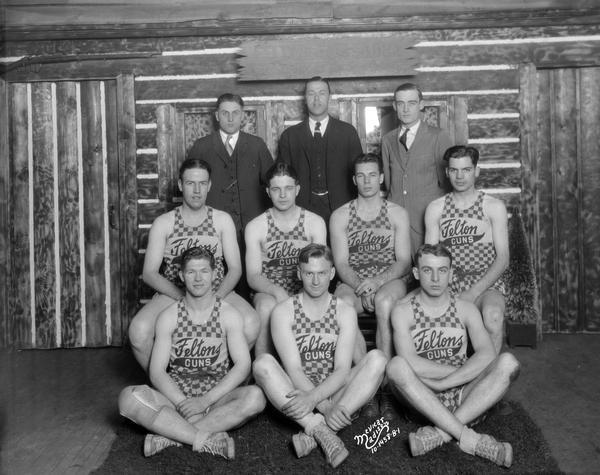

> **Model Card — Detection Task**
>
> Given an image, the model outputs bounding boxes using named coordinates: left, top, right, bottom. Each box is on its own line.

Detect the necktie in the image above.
left=399, top=128, right=408, bottom=150
left=225, top=134, right=234, bottom=156
left=314, top=121, right=322, bottom=140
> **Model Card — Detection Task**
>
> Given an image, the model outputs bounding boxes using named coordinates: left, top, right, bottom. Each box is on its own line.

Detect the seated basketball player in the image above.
left=386, top=243, right=520, bottom=467
left=253, top=244, right=387, bottom=468
left=118, top=247, right=265, bottom=458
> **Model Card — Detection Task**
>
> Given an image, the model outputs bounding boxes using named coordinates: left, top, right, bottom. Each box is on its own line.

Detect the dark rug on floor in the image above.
left=94, top=400, right=561, bottom=474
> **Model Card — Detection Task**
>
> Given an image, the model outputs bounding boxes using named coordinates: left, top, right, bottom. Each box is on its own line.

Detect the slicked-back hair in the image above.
left=266, top=160, right=299, bottom=184
left=353, top=153, right=383, bottom=174
left=443, top=145, right=480, bottom=166
left=216, top=93, right=244, bottom=110
left=415, top=243, right=453, bottom=268
left=305, top=76, right=331, bottom=94
left=180, top=246, right=216, bottom=271
left=179, top=158, right=211, bottom=181
left=298, top=243, right=334, bottom=266
left=393, top=83, right=423, bottom=101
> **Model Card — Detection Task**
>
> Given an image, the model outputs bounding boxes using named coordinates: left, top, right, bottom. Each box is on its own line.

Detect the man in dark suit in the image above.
left=278, top=77, right=364, bottom=223
left=381, top=83, right=453, bottom=255
left=187, top=93, right=274, bottom=235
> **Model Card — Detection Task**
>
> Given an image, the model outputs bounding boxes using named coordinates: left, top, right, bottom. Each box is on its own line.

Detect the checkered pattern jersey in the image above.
left=261, top=208, right=310, bottom=295
left=347, top=199, right=396, bottom=280
left=168, top=297, right=231, bottom=397
left=292, top=294, right=339, bottom=386
left=162, top=206, right=225, bottom=292
left=440, top=192, right=505, bottom=295
left=410, top=294, right=468, bottom=412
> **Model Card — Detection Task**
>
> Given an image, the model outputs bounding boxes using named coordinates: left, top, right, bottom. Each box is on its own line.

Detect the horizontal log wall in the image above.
left=3, top=21, right=600, bottom=336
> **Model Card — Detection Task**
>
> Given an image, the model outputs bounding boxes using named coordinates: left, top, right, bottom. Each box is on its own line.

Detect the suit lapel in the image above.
left=213, top=132, right=230, bottom=165
left=300, top=119, right=313, bottom=164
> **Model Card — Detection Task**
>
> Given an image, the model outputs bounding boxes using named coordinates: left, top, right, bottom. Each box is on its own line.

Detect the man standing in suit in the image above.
left=278, top=76, right=364, bottom=223
left=381, top=83, right=453, bottom=254
left=187, top=93, right=274, bottom=236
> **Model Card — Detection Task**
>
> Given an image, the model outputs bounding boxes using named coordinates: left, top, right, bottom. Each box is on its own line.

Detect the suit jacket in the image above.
left=381, top=120, right=452, bottom=239
left=187, top=131, right=273, bottom=231
left=278, top=116, right=363, bottom=214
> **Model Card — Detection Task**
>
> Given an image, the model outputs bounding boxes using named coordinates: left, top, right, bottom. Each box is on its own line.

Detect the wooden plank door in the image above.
left=2, top=76, right=137, bottom=348
left=521, top=65, right=600, bottom=333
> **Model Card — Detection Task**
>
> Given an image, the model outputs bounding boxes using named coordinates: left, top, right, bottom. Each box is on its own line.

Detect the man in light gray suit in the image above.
left=381, top=83, right=453, bottom=255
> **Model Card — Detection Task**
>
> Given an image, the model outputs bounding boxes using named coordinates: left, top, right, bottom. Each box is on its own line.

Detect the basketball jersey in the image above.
left=168, top=296, right=231, bottom=397
left=292, top=294, right=339, bottom=386
left=410, top=294, right=467, bottom=367
left=347, top=199, right=396, bottom=279
left=438, top=192, right=500, bottom=294
left=261, top=208, right=310, bottom=295
left=162, top=206, right=224, bottom=291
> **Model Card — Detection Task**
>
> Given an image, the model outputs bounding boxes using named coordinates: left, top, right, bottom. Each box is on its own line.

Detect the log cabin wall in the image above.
left=2, top=2, right=600, bottom=347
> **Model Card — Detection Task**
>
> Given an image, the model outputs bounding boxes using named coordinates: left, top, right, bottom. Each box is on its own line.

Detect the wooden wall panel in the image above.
left=0, top=79, right=8, bottom=347
left=579, top=67, right=600, bottom=331
left=31, top=83, right=57, bottom=348
left=468, top=94, right=519, bottom=114
left=80, top=81, right=107, bottom=346
left=552, top=68, right=580, bottom=332
left=476, top=143, right=520, bottom=163
left=468, top=119, right=519, bottom=140
left=56, top=82, right=82, bottom=347
left=8, top=84, right=32, bottom=347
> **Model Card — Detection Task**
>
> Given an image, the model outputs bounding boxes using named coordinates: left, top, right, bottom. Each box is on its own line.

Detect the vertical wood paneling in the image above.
left=536, top=70, right=556, bottom=332
left=8, top=84, right=32, bottom=347
left=579, top=67, right=600, bottom=331
left=552, top=68, right=580, bottom=332
left=31, top=82, right=57, bottom=348
left=0, top=78, right=9, bottom=347
left=57, top=82, right=83, bottom=347
left=105, top=79, right=123, bottom=345
left=116, top=74, right=139, bottom=333
left=449, top=96, right=468, bottom=145
left=156, top=104, right=176, bottom=204
left=80, top=81, right=107, bottom=346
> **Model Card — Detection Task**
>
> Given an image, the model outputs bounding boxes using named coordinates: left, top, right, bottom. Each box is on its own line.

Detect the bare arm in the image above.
left=148, top=306, right=187, bottom=405
left=424, top=199, right=443, bottom=245
left=215, top=211, right=242, bottom=298
left=461, top=198, right=509, bottom=301
left=142, top=213, right=185, bottom=301
left=329, top=206, right=362, bottom=290
left=244, top=215, right=289, bottom=302
left=306, top=212, right=327, bottom=245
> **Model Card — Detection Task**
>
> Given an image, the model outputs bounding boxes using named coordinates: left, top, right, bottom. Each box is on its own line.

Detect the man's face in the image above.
left=305, top=80, right=330, bottom=119
left=446, top=156, right=479, bottom=193
left=413, top=253, right=452, bottom=298
left=267, top=174, right=299, bottom=212
left=298, top=256, right=335, bottom=299
left=216, top=100, right=243, bottom=135
left=178, top=168, right=211, bottom=210
left=180, top=257, right=215, bottom=298
left=393, top=89, right=423, bottom=127
left=353, top=162, right=383, bottom=199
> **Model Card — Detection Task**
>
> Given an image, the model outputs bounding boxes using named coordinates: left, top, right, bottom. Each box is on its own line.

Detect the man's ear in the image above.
left=475, top=166, right=481, bottom=179
left=412, top=266, right=420, bottom=281
left=178, top=179, right=183, bottom=192
left=329, top=266, right=336, bottom=281
left=418, top=100, right=425, bottom=111
left=352, top=175, right=357, bottom=187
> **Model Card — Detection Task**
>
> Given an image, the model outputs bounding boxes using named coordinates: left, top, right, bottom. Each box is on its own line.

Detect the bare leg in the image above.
left=128, top=294, right=175, bottom=372
left=252, top=354, right=323, bottom=431
left=252, top=293, right=277, bottom=356
left=224, top=291, right=260, bottom=349
left=331, top=349, right=386, bottom=416
left=374, top=279, right=406, bottom=361
left=335, top=283, right=367, bottom=363
left=476, top=289, right=505, bottom=355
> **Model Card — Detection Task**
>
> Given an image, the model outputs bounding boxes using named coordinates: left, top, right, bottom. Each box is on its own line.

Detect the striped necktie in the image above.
left=314, top=121, right=322, bottom=140
left=225, top=134, right=234, bottom=156
left=399, top=128, right=408, bottom=150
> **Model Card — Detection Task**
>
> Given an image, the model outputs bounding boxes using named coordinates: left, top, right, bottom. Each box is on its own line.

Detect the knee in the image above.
left=118, top=385, right=150, bottom=420
left=128, top=314, right=155, bottom=350
left=364, top=349, right=388, bottom=374
left=243, top=309, right=261, bottom=344
left=482, top=305, right=504, bottom=331
left=241, top=386, right=267, bottom=415
left=497, top=352, right=521, bottom=382
left=385, top=356, right=413, bottom=388
left=252, top=354, right=277, bottom=385
left=374, top=293, right=393, bottom=321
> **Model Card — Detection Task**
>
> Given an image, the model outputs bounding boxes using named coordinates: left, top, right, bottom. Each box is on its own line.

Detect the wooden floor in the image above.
left=1, top=334, right=599, bottom=474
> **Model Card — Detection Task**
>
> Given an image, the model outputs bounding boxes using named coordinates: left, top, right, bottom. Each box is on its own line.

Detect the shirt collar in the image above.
left=309, top=115, right=329, bottom=134
left=400, top=119, right=421, bottom=136
left=219, top=129, right=240, bottom=145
